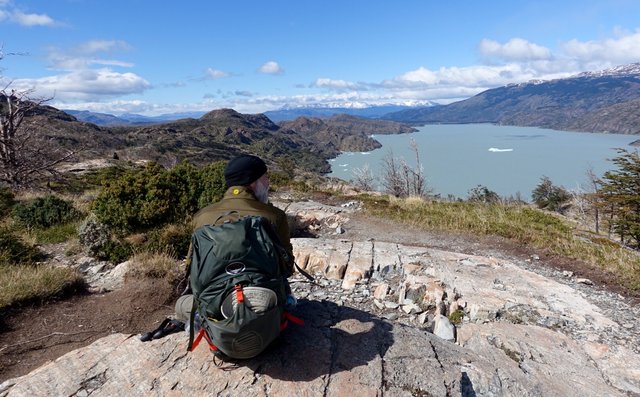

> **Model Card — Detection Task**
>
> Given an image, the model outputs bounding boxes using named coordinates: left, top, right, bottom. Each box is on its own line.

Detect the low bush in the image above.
left=0, top=186, right=15, bottom=218
left=96, top=240, right=133, bottom=264
left=145, top=222, right=192, bottom=259
left=12, top=195, right=82, bottom=229
left=78, top=214, right=112, bottom=255
left=0, top=226, right=43, bottom=265
left=93, top=161, right=226, bottom=233
left=468, top=185, right=501, bottom=204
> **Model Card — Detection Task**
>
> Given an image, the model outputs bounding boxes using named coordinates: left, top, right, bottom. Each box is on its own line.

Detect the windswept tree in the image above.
left=597, top=149, right=640, bottom=247
left=531, top=176, right=572, bottom=214
left=1, top=50, right=77, bottom=189
left=468, top=185, right=501, bottom=204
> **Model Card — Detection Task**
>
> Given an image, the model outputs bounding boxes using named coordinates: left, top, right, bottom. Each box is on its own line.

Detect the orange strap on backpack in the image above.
left=280, top=311, right=304, bottom=331
left=190, top=328, right=220, bottom=352
left=235, top=284, right=244, bottom=303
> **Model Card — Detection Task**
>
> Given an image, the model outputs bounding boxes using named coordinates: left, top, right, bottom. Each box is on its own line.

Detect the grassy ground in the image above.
left=0, top=264, right=86, bottom=310
left=362, top=195, right=640, bottom=292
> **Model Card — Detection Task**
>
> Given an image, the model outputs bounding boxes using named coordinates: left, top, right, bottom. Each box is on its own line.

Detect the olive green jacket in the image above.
left=186, top=186, right=294, bottom=273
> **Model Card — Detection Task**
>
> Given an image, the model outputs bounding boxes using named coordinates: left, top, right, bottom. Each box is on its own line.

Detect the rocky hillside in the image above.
left=280, top=114, right=416, bottom=152
left=117, top=108, right=332, bottom=172
left=13, top=104, right=417, bottom=174
left=386, top=63, right=640, bottom=134
left=6, top=100, right=126, bottom=160
left=1, top=200, right=639, bottom=396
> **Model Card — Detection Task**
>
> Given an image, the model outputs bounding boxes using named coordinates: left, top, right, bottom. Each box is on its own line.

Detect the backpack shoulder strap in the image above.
left=258, top=216, right=315, bottom=282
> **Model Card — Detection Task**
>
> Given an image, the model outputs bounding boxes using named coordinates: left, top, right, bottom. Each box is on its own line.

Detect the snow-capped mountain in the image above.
left=384, top=62, right=640, bottom=135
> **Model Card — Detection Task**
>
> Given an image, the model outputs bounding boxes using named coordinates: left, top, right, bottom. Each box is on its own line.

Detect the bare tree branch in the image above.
left=0, top=82, right=75, bottom=189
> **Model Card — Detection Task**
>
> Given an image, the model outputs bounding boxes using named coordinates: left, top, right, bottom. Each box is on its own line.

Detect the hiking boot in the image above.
left=140, top=318, right=185, bottom=342
left=152, top=319, right=185, bottom=339
left=140, top=318, right=170, bottom=342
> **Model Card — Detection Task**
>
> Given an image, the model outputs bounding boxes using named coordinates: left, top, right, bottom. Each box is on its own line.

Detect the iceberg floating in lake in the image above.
left=361, top=152, right=371, bottom=155
left=488, top=147, right=514, bottom=152
left=339, top=163, right=349, bottom=167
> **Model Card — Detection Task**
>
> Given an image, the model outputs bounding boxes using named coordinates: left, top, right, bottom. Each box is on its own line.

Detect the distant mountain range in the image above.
left=65, top=105, right=430, bottom=126
left=263, top=104, right=436, bottom=122
left=384, top=63, right=640, bottom=134
left=63, top=110, right=207, bottom=126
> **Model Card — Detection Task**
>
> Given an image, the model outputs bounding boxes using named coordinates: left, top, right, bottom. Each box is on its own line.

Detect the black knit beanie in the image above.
left=224, top=155, right=268, bottom=187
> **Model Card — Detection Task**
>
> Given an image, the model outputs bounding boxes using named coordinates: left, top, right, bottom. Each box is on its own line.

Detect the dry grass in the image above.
left=127, top=250, right=184, bottom=283
left=365, top=196, right=640, bottom=291
left=0, top=265, right=86, bottom=310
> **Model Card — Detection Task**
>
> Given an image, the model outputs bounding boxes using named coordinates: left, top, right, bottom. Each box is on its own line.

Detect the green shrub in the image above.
left=13, top=195, right=81, bottom=228
left=92, top=163, right=176, bottom=233
left=0, top=226, right=43, bottom=265
left=93, top=161, right=227, bottom=233
left=196, top=161, right=227, bottom=209
left=448, top=309, right=465, bottom=325
left=0, top=186, right=15, bottom=218
left=77, top=214, right=132, bottom=263
left=97, top=240, right=133, bottom=264
left=269, top=171, right=293, bottom=189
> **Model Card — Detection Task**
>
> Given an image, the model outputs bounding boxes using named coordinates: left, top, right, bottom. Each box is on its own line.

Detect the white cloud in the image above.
left=561, top=29, right=640, bottom=65
left=11, top=10, right=56, bottom=26
left=54, top=99, right=155, bottom=115
left=313, top=78, right=358, bottom=90
left=88, top=59, right=135, bottom=68
left=385, top=64, right=539, bottom=89
left=258, top=61, right=284, bottom=75
left=479, top=38, right=552, bottom=61
left=76, top=40, right=131, bottom=55
left=12, top=69, right=151, bottom=101
left=205, top=68, right=229, bottom=79
left=47, top=41, right=134, bottom=71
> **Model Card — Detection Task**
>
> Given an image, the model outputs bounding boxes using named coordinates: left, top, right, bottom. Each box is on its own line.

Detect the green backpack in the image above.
left=186, top=215, right=301, bottom=360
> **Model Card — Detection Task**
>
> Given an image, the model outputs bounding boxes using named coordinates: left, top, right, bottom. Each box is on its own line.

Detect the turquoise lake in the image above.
left=328, top=124, right=637, bottom=199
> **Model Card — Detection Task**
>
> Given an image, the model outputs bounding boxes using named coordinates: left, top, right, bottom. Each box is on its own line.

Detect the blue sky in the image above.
left=1, top=0, right=640, bottom=115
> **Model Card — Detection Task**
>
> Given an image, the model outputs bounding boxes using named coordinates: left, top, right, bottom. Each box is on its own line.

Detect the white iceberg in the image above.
left=488, top=147, right=514, bottom=152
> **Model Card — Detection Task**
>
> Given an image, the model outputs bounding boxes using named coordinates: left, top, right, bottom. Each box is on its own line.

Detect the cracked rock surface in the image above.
left=2, top=200, right=639, bottom=396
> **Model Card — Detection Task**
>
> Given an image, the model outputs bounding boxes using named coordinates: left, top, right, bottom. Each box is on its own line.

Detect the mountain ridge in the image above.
left=14, top=104, right=417, bottom=174
left=384, top=62, right=640, bottom=134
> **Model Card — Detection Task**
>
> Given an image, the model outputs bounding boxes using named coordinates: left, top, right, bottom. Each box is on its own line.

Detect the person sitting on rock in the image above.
left=173, top=154, right=295, bottom=325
